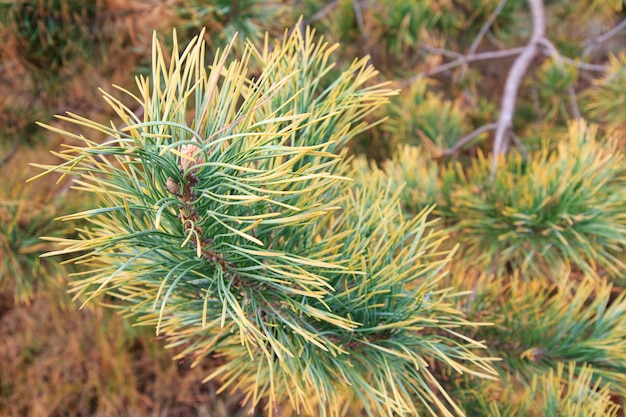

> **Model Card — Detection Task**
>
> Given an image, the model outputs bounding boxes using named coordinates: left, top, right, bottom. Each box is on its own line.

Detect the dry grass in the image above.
left=0, top=286, right=261, bottom=417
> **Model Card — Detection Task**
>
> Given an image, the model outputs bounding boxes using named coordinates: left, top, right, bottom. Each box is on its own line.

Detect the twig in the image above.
left=403, top=47, right=525, bottom=87
left=467, top=0, right=509, bottom=58
left=0, top=136, right=20, bottom=167
left=273, top=1, right=339, bottom=51
left=486, top=31, right=506, bottom=48
left=491, top=0, right=546, bottom=175
left=304, top=0, right=339, bottom=26
left=582, top=18, right=626, bottom=57
left=461, top=0, right=509, bottom=78
left=428, top=48, right=525, bottom=77
left=510, top=132, right=528, bottom=159
left=567, top=60, right=606, bottom=72
left=420, top=44, right=463, bottom=60
left=539, top=37, right=581, bottom=120
left=351, top=0, right=371, bottom=61
left=530, top=86, right=543, bottom=123
left=441, top=123, right=497, bottom=157
left=229, top=0, right=240, bottom=21
left=545, top=55, right=606, bottom=72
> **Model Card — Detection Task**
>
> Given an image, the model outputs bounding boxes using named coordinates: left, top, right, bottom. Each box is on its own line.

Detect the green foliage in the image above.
left=528, top=58, right=579, bottom=123
left=197, top=180, right=495, bottom=417
left=0, top=189, right=71, bottom=304
left=386, top=82, right=475, bottom=153
left=32, top=27, right=495, bottom=416
left=378, top=122, right=626, bottom=280
left=352, top=146, right=441, bottom=218
left=173, top=0, right=292, bottom=56
left=466, top=275, right=626, bottom=393
left=528, top=363, right=620, bottom=417
left=447, top=121, right=626, bottom=278
left=585, top=53, right=626, bottom=135
left=371, top=0, right=460, bottom=58
left=0, top=102, right=51, bottom=164
left=4, top=0, right=103, bottom=73
left=452, top=362, right=620, bottom=416
left=431, top=264, right=626, bottom=416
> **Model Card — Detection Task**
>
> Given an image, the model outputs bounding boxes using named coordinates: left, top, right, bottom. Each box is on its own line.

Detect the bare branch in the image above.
left=566, top=59, right=606, bottom=72
left=402, top=47, right=525, bottom=87
left=352, top=0, right=371, bottom=61
left=273, top=1, right=340, bottom=52
left=468, top=0, right=509, bottom=58
left=461, top=0, right=509, bottom=79
left=458, top=47, right=527, bottom=62
left=491, top=0, right=546, bottom=174
left=441, top=123, right=498, bottom=157
left=420, top=44, right=463, bottom=60
left=486, top=31, right=506, bottom=48
left=414, top=0, right=512, bottom=82
left=0, top=136, right=20, bottom=167
left=539, top=37, right=581, bottom=120
left=582, top=18, right=626, bottom=57
left=530, top=86, right=543, bottom=123
left=229, top=0, right=239, bottom=21
left=304, top=0, right=339, bottom=26
left=542, top=54, right=607, bottom=72
left=510, top=132, right=528, bottom=159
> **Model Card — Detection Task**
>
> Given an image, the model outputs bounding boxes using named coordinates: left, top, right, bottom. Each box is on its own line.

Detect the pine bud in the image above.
left=166, top=177, right=180, bottom=195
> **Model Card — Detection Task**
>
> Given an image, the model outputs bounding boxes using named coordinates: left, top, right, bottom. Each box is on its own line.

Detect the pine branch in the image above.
left=539, top=38, right=581, bottom=120
left=585, top=53, right=626, bottom=130
left=30, top=26, right=496, bottom=417
left=446, top=121, right=626, bottom=279
left=471, top=276, right=626, bottom=393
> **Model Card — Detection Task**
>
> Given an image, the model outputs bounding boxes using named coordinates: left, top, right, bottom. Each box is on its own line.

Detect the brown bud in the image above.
left=166, top=177, right=181, bottom=195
